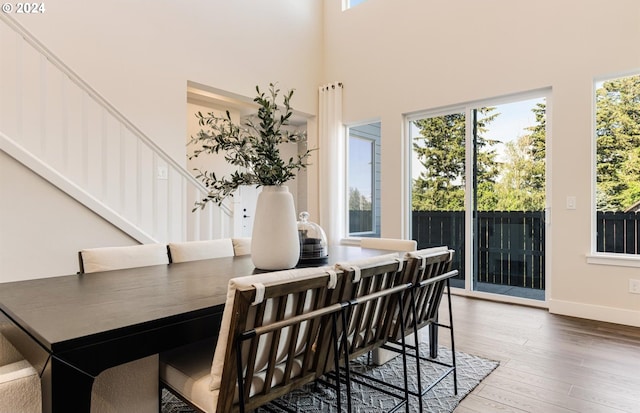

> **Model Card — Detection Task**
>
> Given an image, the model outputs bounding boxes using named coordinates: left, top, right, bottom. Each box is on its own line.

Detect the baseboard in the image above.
left=548, top=298, right=640, bottom=327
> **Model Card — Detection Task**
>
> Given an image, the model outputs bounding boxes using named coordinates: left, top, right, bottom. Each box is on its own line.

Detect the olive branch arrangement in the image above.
left=189, top=83, right=312, bottom=210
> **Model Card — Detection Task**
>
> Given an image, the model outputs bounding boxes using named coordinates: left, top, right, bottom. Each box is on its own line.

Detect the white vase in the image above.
left=251, top=186, right=300, bottom=270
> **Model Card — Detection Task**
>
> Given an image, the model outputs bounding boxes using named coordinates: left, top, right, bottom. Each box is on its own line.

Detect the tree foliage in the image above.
left=494, top=102, right=546, bottom=211
left=349, top=187, right=372, bottom=211
left=411, top=108, right=500, bottom=211
left=412, top=103, right=547, bottom=212
left=596, top=74, right=640, bottom=211
left=189, top=83, right=311, bottom=209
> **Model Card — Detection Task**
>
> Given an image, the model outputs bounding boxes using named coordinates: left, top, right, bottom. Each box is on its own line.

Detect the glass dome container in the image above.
left=297, top=211, right=328, bottom=264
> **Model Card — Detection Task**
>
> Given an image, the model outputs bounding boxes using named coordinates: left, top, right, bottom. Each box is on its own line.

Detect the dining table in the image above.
left=0, top=245, right=397, bottom=413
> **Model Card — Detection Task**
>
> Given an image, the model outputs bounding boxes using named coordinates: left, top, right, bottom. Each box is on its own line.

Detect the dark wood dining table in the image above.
left=0, top=245, right=391, bottom=413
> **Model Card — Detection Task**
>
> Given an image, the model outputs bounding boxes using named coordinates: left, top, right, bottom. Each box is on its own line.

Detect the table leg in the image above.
left=48, top=356, right=94, bottom=413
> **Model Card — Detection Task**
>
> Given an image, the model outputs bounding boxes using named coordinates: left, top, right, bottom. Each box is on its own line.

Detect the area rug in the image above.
left=162, top=344, right=499, bottom=413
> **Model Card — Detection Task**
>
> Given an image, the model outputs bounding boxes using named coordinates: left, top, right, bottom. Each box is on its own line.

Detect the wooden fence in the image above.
left=411, top=210, right=546, bottom=290
left=596, top=211, right=640, bottom=254
left=351, top=210, right=640, bottom=290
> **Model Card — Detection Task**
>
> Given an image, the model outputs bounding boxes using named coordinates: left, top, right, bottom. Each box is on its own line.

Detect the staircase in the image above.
left=0, top=14, right=233, bottom=244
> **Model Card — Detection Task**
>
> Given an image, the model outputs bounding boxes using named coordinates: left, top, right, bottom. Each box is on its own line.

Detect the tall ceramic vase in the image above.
left=251, top=186, right=300, bottom=270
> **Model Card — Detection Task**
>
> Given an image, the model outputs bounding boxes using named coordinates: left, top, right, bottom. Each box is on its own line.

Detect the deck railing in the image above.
left=350, top=209, right=639, bottom=292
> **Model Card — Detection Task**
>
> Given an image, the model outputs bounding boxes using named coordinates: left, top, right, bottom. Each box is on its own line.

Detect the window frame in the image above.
left=588, top=70, right=640, bottom=268
left=346, top=121, right=381, bottom=238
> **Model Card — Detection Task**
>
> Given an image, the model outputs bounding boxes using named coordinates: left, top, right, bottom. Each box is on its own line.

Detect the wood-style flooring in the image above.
left=434, top=295, right=640, bottom=413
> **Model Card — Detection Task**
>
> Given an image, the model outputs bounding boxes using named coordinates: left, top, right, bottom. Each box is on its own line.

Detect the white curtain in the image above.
left=318, top=82, right=344, bottom=246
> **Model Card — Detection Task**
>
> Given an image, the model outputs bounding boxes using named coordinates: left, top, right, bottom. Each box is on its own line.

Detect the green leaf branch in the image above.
left=189, top=83, right=312, bottom=209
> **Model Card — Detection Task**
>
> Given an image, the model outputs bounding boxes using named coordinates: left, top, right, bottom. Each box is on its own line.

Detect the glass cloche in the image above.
left=297, top=212, right=328, bottom=264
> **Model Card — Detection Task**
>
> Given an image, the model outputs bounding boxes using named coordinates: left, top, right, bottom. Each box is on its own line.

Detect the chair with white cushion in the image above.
left=0, top=333, right=41, bottom=413
left=78, top=243, right=169, bottom=273
left=333, top=253, right=412, bottom=412
left=78, top=243, right=169, bottom=413
left=167, top=239, right=235, bottom=263
left=231, top=237, right=252, bottom=256
left=160, top=266, right=344, bottom=412
left=360, top=237, right=417, bottom=252
left=358, top=238, right=417, bottom=364
left=382, top=248, right=458, bottom=411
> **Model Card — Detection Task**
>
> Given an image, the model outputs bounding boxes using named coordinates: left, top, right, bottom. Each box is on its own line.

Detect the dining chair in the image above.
left=382, top=248, right=458, bottom=411
left=231, top=237, right=251, bottom=256
left=160, top=266, right=344, bottom=412
left=359, top=238, right=417, bottom=365
left=77, top=243, right=168, bottom=413
left=333, top=253, right=412, bottom=412
left=167, top=239, right=235, bottom=263
left=360, top=237, right=417, bottom=252
left=78, top=243, right=169, bottom=273
left=0, top=333, right=41, bottom=413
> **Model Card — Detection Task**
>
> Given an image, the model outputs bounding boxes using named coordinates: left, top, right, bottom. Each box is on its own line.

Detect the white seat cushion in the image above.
left=91, top=355, right=158, bottom=413
left=0, top=334, right=23, bottom=366
left=80, top=244, right=169, bottom=273
left=161, top=341, right=218, bottom=412
left=168, top=239, right=235, bottom=263
left=161, top=341, right=304, bottom=413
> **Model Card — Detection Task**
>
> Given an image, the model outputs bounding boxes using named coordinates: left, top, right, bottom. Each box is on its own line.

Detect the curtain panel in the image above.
left=318, top=82, right=344, bottom=246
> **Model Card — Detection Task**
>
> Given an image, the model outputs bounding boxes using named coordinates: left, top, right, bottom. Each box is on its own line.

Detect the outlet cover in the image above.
left=629, top=279, right=640, bottom=294
left=157, top=166, right=168, bottom=180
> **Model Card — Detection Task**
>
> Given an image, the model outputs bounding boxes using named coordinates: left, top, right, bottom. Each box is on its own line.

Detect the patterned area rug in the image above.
left=162, top=344, right=498, bottom=413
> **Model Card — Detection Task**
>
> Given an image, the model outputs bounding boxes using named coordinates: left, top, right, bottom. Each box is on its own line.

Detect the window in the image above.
left=594, top=72, right=640, bottom=255
left=348, top=122, right=380, bottom=237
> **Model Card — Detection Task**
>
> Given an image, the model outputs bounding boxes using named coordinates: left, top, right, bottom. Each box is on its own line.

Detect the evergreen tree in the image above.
left=412, top=108, right=500, bottom=211
left=349, top=187, right=371, bottom=211
left=596, top=74, right=640, bottom=211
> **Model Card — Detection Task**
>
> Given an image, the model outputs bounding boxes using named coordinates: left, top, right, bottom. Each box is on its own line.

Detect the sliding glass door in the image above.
left=409, top=93, right=548, bottom=302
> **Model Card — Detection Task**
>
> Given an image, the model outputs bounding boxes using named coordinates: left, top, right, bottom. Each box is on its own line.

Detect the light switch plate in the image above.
left=566, top=196, right=576, bottom=210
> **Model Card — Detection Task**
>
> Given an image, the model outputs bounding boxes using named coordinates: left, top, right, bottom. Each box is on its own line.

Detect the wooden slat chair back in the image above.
left=333, top=254, right=413, bottom=413
left=334, top=253, right=408, bottom=361
left=391, top=248, right=455, bottom=341
left=229, top=273, right=342, bottom=412
left=360, top=238, right=417, bottom=365
left=384, top=248, right=458, bottom=410
left=161, top=266, right=344, bottom=413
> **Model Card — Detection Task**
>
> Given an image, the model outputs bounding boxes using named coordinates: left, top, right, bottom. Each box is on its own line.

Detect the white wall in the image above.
left=0, top=152, right=137, bottom=281
left=1, top=0, right=323, bottom=281
left=13, top=0, right=323, bottom=164
left=323, top=0, right=640, bottom=326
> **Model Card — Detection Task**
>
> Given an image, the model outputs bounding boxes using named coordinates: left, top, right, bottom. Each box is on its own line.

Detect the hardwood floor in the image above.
left=433, top=295, right=640, bottom=413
